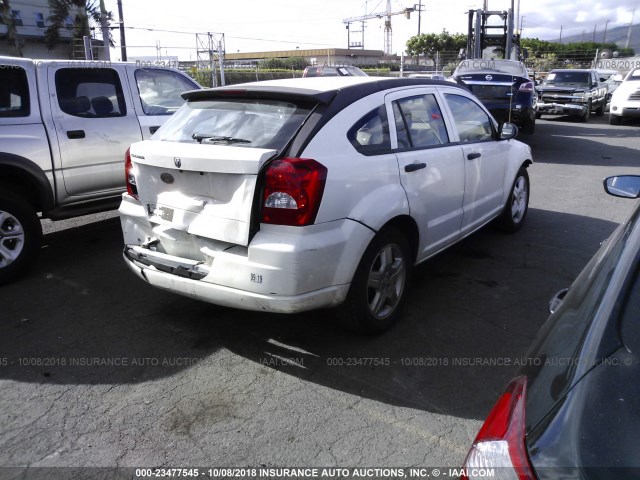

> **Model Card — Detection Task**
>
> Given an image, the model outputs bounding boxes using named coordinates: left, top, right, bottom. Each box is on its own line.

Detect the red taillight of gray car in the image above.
left=262, top=158, right=327, bottom=227
left=125, top=147, right=138, bottom=199
left=461, top=376, right=535, bottom=480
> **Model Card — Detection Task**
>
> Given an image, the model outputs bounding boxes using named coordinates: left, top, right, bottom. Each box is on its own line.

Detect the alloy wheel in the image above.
left=0, top=210, right=26, bottom=268
left=366, top=243, right=407, bottom=320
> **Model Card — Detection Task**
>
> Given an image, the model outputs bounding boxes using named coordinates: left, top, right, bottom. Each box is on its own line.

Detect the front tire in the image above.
left=0, top=190, right=42, bottom=284
left=338, top=228, right=412, bottom=334
left=595, top=102, right=605, bottom=116
left=498, top=168, right=529, bottom=233
left=579, top=101, right=591, bottom=122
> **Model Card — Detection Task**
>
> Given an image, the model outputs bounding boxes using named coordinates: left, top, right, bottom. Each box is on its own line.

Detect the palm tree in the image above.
left=44, top=0, right=112, bottom=57
left=0, top=0, right=23, bottom=56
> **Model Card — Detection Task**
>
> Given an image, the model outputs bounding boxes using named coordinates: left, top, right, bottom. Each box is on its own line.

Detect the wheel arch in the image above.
left=377, top=214, right=420, bottom=263
left=0, top=153, right=55, bottom=212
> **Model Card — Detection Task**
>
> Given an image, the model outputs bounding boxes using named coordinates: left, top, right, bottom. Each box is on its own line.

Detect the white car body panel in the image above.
left=609, top=69, right=640, bottom=120
left=119, top=77, right=532, bottom=314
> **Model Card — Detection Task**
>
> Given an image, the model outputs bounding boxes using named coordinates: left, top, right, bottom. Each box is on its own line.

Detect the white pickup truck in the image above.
left=0, top=56, right=200, bottom=283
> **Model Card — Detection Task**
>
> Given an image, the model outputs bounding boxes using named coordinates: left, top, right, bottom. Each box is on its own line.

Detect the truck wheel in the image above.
left=521, top=119, right=535, bottom=135
left=0, top=190, right=42, bottom=284
left=580, top=101, right=591, bottom=122
left=338, top=227, right=412, bottom=334
left=595, top=103, right=605, bottom=117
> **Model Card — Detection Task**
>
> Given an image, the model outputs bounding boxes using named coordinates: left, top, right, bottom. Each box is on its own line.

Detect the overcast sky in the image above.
left=102, top=0, right=639, bottom=60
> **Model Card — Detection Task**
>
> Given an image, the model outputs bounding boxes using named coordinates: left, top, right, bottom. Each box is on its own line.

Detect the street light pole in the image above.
left=418, top=0, right=422, bottom=36
left=117, top=0, right=127, bottom=61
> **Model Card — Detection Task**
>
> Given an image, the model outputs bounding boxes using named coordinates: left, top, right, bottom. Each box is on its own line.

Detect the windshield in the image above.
left=543, top=71, right=590, bottom=86
left=454, top=60, right=527, bottom=77
left=153, top=97, right=314, bottom=150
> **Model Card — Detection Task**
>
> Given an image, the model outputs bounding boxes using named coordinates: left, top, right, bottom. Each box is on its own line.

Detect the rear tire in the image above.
left=520, top=119, right=535, bottom=135
left=498, top=168, right=529, bottom=233
left=338, top=228, right=412, bottom=334
left=0, top=190, right=42, bottom=285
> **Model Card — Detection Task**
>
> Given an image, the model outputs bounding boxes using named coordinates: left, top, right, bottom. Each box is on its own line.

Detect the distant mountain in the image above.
left=542, top=23, right=640, bottom=53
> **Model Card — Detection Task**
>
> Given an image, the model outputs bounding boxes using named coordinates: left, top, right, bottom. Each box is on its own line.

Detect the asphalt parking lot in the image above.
left=1, top=115, right=640, bottom=475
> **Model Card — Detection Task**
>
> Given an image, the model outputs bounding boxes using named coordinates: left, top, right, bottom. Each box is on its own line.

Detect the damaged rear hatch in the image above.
left=127, top=89, right=324, bottom=248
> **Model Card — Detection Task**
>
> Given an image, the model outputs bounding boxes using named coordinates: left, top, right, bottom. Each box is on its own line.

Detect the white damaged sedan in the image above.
left=119, top=77, right=532, bottom=333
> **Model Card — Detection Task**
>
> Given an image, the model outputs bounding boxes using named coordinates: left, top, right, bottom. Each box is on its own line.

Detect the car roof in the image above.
left=182, top=77, right=467, bottom=104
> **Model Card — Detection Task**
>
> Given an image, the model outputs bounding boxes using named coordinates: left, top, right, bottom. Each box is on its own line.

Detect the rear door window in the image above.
left=55, top=68, right=126, bottom=118
left=0, top=67, right=30, bottom=117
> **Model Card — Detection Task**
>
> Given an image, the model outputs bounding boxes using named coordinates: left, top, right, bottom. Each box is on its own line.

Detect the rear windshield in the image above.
left=454, top=60, right=527, bottom=77
left=154, top=97, right=315, bottom=149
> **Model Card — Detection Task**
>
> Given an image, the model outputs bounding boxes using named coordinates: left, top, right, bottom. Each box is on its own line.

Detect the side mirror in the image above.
left=498, top=122, right=518, bottom=140
left=549, top=288, right=569, bottom=314
left=604, top=175, right=640, bottom=199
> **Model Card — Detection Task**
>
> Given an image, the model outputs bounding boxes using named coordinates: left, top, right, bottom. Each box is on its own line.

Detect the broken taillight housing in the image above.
left=262, top=158, right=327, bottom=227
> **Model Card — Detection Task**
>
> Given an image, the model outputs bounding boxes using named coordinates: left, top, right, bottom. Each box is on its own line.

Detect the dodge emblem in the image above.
left=174, top=157, right=182, bottom=168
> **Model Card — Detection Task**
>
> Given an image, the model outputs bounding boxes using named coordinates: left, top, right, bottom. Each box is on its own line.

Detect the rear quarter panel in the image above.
left=300, top=89, right=410, bottom=231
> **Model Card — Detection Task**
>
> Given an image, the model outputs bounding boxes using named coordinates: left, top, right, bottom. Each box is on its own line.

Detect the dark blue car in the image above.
left=453, top=59, right=537, bottom=135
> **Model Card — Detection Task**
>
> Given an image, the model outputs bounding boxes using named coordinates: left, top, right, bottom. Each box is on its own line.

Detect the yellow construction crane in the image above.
left=343, top=0, right=416, bottom=55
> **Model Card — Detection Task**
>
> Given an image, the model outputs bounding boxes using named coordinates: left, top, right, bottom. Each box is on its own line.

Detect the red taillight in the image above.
left=462, top=376, right=534, bottom=480
left=262, top=158, right=327, bottom=226
left=125, top=147, right=138, bottom=199
left=519, top=82, right=535, bottom=93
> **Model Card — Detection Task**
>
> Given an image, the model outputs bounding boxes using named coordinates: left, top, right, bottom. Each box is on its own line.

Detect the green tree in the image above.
left=44, top=0, right=112, bottom=54
left=405, top=30, right=467, bottom=57
left=0, top=0, right=23, bottom=55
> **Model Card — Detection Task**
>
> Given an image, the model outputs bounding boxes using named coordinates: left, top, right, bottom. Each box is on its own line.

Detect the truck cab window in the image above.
left=55, top=68, right=127, bottom=118
left=0, top=67, right=30, bottom=117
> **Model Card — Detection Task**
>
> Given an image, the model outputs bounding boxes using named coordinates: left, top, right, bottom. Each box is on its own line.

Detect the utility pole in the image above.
left=117, top=0, right=127, bottom=61
left=603, top=19, right=609, bottom=43
left=417, top=0, right=422, bottom=36
left=626, top=4, right=637, bottom=49
left=99, top=0, right=110, bottom=60
left=559, top=25, right=563, bottom=44
left=592, top=24, right=596, bottom=42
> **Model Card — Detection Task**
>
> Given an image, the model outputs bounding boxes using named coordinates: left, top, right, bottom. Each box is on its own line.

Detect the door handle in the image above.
left=404, top=162, right=426, bottom=173
left=467, top=152, right=481, bottom=160
left=66, top=130, right=85, bottom=139
left=149, top=126, right=160, bottom=134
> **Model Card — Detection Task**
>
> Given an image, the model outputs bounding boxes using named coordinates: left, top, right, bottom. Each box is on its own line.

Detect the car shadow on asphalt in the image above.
left=0, top=208, right=623, bottom=421
left=522, top=117, right=640, bottom=168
